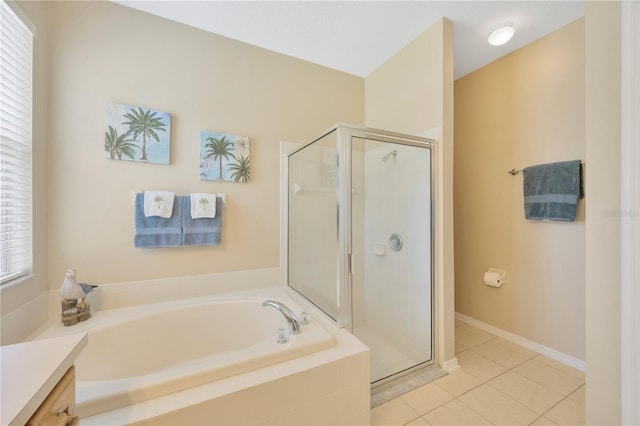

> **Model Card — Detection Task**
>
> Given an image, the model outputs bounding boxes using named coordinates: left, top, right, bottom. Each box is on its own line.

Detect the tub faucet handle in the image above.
left=300, top=311, right=310, bottom=325
left=277, top=327, right=288, bottom=344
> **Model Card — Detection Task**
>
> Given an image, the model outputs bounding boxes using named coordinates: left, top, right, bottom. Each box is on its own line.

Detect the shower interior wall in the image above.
left=352, top=141, right=432, bottom=381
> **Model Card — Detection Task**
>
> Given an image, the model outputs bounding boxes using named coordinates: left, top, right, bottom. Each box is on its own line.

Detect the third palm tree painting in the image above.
left=200, top=131, right=251, bottom=182
left=105, top=103, right=171, bottom=164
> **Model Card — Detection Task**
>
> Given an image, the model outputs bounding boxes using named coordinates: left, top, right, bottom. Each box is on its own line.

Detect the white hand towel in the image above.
left=191, top=193, right=217, bottom=219
left=144, top=191, right=175, bottom=218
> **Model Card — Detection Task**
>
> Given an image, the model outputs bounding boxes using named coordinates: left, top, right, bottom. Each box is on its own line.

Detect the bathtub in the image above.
left=29, top=291, right=339, bottom=420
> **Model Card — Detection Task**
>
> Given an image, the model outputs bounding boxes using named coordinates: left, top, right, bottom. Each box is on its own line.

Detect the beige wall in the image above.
left=365, top=20, right=446, bottom=136
left=365, top=19, right=456, bottom=368
left=454, top=19, right=586, bottom=359
left=584, top=2, right=621, bottom=423
left=46, top=1, right=363, bottom=288
left=0, top=1, right=49, bottom=321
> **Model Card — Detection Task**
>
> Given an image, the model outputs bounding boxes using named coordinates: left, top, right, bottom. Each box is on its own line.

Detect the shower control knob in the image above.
left=389, top=233, right=403, bottom=252
left=300, top=311, right=310, bottom=325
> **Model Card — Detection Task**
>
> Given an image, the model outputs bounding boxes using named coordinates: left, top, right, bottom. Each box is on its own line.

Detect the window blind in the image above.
left=0, top=0, right=33, bottom=284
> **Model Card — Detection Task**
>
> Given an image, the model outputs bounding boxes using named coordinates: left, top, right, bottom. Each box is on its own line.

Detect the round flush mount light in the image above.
left=488, top=23, right=515, bottom=46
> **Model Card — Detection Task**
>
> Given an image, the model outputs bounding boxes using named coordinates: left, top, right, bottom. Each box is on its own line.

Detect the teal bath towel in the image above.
left=182, top=196, right=222, bottom=246
left=523, top=160, right=582, bottom=222
left=134, top=193, right=182, bottom=248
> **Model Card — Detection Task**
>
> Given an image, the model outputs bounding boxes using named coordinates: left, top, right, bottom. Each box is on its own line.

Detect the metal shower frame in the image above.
left=286, top=123, right=437, bottom=376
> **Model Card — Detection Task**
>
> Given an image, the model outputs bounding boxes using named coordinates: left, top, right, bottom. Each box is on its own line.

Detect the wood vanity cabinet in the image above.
left=26, top=366, right=78, bottom=426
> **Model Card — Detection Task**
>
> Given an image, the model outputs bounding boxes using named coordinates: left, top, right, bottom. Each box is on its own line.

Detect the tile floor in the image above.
left=370, top=320, right=585, bottom=426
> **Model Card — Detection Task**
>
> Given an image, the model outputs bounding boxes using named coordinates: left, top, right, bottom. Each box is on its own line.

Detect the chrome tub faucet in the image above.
left=262, top=300, right=301, bottom=335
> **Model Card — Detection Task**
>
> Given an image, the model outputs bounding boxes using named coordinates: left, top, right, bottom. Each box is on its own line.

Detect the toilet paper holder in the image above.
left=484, top=268, right=506, bottom=287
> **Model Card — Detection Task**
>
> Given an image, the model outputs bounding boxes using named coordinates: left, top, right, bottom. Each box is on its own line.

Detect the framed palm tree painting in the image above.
left=199, top=131, right=250, bottom=182
left=105, top=102, right=171, bottom=164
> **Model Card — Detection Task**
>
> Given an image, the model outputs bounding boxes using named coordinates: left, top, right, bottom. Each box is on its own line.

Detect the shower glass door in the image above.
left=351, top=136, right=433, bottom=383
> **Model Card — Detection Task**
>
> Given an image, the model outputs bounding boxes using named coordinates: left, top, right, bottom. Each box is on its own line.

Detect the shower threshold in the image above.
left=370, top=364, right=447, bottom=408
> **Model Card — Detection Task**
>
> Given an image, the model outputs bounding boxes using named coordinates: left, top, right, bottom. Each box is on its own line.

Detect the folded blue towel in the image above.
left=523, top=160, right=582, bottom=222
left=182, top=196, right=222, bottom=246
left=134, top=193, right=183, bottom=248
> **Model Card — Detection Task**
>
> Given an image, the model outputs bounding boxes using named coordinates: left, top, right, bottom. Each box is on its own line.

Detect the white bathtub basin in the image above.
left=30, top=294, right=335, bottom=418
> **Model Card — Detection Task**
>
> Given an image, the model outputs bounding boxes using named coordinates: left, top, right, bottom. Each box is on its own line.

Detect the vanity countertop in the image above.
left=0, top=332, right=87, bottom=425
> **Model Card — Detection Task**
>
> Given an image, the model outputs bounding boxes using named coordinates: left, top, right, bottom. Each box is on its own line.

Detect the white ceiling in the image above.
left=114, top=1, right=584, bottom=79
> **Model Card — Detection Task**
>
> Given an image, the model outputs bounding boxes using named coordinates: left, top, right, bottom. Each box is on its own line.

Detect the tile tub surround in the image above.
left=0, top=289, right=50, bottom=345
left=25, top=280, right=370, bottom=425
left=82, top=311, right=370, bottom=425
left=59, top=267, right=285, bottom=316
left=3, top=268, right=284, bottom=346
left=371, top=321, right=585, bottom=426
left=32, top=295, right=336, bottom=418
left=125, top=333, right=370, bottom=426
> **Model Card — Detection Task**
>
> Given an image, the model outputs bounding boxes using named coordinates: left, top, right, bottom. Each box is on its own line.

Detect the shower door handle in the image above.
left=348, top=253, right=353, bottom=275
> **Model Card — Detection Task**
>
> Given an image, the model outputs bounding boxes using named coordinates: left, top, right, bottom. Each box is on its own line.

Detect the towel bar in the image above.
left=508, top=162, right=584, bottom=176
left=131, top=191, right=226, bottom=206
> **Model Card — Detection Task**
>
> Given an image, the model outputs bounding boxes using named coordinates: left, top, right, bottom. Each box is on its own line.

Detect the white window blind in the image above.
left=0, top=0, right=33, bottom=284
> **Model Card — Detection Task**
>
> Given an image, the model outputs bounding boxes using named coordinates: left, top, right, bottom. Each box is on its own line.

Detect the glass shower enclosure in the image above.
left=287, top=124, right=435, bottom=384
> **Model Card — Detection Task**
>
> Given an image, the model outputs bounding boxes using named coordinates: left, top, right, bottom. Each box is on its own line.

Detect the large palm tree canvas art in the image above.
left=105, top=103, right=171, bottom=164
left=200, top=131, right=251, bottom=182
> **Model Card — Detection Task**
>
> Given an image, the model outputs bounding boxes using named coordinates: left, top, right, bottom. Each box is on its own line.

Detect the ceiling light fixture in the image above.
left=488, top=23, right=515, bottom=46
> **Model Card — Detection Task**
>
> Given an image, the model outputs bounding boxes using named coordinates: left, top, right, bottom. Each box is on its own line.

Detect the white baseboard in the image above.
left=441, top=357, right=459, bottom=372
left=455, top=312, right=586, bottom=372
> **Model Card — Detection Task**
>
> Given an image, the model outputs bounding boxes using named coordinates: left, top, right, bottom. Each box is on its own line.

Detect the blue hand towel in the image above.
left=523, top=160, right=582, bottom=222
left=182, top=196, right=222, bottom=246
left=134, top=193, right=183, bottom=248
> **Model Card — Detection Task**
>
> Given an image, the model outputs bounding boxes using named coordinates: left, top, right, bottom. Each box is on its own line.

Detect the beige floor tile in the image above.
left=432, top=369, right=483, bottom=397
left=489, top=371, right=564, bottom=414
left=567, top=385, right=585, bottom=406
left=404, top=416, right=430, bottom=425
left=544, top=398, right=585, bottom=426
left=401, top=382, right=455, bottom=415
left=458, top=384, right=539, bottom=425
left=336, top=410, right=370, bottom=426
left=423, top=400, right=491, bottom=426
left=492, top=338, right=538, bottom=359
left=513, top=360, right=583, bottom=396
left=455, top=343, right=468, bottom=354
left=534, top=355, right=586, bottom=382
left=457, top=350, right=508, bottom=382
left=472, top=340, right=533, bottom=369
left=371, top=398, right=420, bottom=426
left=461, top=324, right=496, bottom=338
left=530, top=416, right=558, bottom=425
left=455, top=325, right=497, bottom=348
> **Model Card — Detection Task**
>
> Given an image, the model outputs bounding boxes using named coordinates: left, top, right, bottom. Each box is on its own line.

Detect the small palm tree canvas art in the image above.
left=200, top=131, right=250, bottom=182
left=105, top=103, right=171, bottom=164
